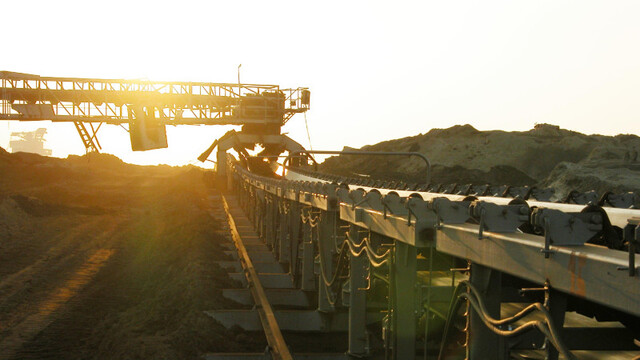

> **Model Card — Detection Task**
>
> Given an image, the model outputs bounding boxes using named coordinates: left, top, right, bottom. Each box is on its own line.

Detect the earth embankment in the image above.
left=319, top=124, right=640, bottom=197
left=0, top=150, right=260, bottom=359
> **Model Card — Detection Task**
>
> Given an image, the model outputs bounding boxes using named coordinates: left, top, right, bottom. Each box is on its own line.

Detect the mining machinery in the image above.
left=8, top=127, right=52, bottom=156
left=0, top=70, right=310, bottom=177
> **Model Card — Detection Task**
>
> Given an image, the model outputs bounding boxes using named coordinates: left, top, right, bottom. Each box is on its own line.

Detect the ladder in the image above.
left=73, top=122, right=100, bottom=153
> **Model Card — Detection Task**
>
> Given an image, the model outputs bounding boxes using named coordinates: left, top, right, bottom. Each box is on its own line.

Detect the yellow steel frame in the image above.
left=0, top=71, right=309, bottom=126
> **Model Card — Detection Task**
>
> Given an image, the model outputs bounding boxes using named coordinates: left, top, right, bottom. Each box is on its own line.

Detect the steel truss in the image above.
left=0, top=71, right=309, bottom=125
left=1, top=71, right=310, bottom=153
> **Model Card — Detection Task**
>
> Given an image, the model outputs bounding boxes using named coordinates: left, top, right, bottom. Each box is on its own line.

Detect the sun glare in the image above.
left=1, top=1, right=640, bottom=166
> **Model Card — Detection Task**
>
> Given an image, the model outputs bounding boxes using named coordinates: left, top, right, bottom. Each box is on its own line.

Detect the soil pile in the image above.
left=319, top=124, right=640, bottom=198
left=0, top=150, right=258, bottom=359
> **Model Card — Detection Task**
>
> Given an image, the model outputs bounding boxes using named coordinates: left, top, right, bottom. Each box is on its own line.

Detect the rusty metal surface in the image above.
left=232, top=162, right=640, bottom=318
left=221, top=194, right=293, bottom=360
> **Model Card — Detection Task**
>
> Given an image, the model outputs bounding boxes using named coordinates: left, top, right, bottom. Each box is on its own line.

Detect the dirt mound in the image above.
left=319, top=124, right=640, bottom=194
left=540, top=162, right=640, bottom=198
left=320, top=162, right=535, bottom=186
left=430, top=164, right=535, bottom=186
left=424, top=124, right=481, bottom=138
left=0, top=151, right=256, bottom=360
left=0, top=150, right=199, bottom=210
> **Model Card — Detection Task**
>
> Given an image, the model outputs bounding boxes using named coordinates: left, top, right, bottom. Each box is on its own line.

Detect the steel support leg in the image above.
left=248, top=188, right=256, bottom=225
left=301, top=219, right=316, bottom=291
left=274, top=202, right=281, bottom=254
left=318, top=210, right=336, bottom=313
left=278, top=202, right=291, bottom=264
left=259, top=195, right=266, bottom=240
left=217, top=150, right=228, bottom=190
left=469, top=264, right=507, bottom=360
left=393, top=241, right=417, bottom=360
left=545, top=289, right=567, bottom=360
left=264, top=199, right=271, bottom=246
left=289, top=202, right=301, bottom=276
left=256, top=197, right=263, bottom=238
left=266, top=199, right=276, bottom=248
left=348, top=225, right=369, bottom=357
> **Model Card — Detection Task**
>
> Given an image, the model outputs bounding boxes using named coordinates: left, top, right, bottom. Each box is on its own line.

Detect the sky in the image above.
left=1, top=0, right=639, bottom=166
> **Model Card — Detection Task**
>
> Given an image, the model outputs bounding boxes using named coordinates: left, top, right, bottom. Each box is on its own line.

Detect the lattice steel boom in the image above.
left=0, top=71, right=310, bottom=153
left=0, top=71, right=309, bottom=126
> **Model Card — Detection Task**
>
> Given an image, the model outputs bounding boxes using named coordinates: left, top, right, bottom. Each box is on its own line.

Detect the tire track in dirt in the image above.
left=0, top=248, right=115, bottom=360
left=0, top=217, right=107, bottom=298
left=0, top=153, right=254, bottom=358
left=0, top=216, right=125, bottom=328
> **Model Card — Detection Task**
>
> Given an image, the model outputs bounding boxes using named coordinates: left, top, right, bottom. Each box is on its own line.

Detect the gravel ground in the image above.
left=0, top=150, right=262, bottom=360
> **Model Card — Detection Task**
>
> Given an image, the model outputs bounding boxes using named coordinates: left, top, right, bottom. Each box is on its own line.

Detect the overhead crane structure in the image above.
left=0, top=70, right=310, bottom=159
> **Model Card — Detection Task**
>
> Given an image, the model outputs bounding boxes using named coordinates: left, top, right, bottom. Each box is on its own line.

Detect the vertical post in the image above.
left=318, top=209, right=336, bottom=313
left=252, top=190, right=259, bottom=226
left=545, top=289, right=567, bottom=360
left=348, top=225, right=369, bottom=356
left=301, top=213, right=316, bottom=291
left=243, top=185, right=248, bottom=216
left=279, top=201, right=291, bottom=264
left=289, top=201, right=301, bottom=277
left=216, top=150, right=228, bottom=191
left=248, top=187, right=255, bottom=225
left=468, top=264, right=506, bottom=360
left=265, top=197, right=275, bottom=247
left=258, top=195, right=266, bottom=240
left=393, top=241, right=417, bottom=360
left=274, top=201, right=281, bottom=254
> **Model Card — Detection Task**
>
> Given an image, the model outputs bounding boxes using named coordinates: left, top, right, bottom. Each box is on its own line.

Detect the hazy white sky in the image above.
left=2, top=0, right=639, bottom=166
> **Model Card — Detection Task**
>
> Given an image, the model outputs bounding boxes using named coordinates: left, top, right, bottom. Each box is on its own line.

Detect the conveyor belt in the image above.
left=285, top=169, right=640, bottom=229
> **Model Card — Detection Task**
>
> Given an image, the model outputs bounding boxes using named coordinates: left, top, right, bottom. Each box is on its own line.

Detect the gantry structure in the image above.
left=0, top=70, right=310, bottom=166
